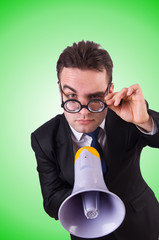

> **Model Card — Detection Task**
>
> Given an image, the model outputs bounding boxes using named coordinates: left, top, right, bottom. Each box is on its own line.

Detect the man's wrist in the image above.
left=136, top=115, right=153, bottom=133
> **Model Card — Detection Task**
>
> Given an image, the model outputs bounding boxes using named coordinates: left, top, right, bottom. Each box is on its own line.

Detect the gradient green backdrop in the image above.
left=1, top=0, right=159, bottom=239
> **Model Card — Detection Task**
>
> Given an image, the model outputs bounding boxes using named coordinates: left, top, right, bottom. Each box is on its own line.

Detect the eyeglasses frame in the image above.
left=58, top=80, right=112, bottom=113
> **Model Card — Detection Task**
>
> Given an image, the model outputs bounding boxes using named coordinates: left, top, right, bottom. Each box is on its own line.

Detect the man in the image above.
left=31, top=41, right=159, bottom=240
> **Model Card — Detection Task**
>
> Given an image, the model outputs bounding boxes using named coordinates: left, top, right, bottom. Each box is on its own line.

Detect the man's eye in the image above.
left=67, top=93, right=77, bottom=98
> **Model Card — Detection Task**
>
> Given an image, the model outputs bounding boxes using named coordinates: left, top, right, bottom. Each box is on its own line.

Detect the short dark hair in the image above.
left=56, top=40, right=113, bottom=83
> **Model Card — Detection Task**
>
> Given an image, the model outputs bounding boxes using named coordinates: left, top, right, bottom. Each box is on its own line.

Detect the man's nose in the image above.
left=79, top=106, right=90, bottom=115
left=78, top=98, right=90, bottom=114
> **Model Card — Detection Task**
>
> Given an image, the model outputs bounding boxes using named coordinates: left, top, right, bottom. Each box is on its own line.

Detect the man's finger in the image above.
left=114, top=88, right=128, bottom=106
left=127, top=84, right=141, bottom=96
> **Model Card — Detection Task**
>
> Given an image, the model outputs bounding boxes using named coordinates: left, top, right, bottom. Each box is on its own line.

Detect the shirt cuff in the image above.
left=136, top=117, right=158, bottom=135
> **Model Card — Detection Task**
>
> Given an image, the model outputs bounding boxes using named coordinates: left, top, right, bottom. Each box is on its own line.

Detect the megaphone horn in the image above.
left=58, top=146, right=125, bottom=239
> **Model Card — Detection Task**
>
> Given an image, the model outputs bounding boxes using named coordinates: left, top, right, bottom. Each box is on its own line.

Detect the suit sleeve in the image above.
left=31, top=132, right=72, bottom=220
left=135, top=109, right=159, bottom=148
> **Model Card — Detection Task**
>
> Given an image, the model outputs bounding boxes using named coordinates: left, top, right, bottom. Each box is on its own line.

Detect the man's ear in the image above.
left=109, top=82, right=114, bottom=93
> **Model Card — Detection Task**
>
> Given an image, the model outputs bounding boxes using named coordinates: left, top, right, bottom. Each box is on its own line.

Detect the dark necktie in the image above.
left=86, top=127, right=106, bottom=174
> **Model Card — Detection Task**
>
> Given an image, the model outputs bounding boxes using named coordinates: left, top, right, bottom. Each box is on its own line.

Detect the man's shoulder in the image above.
left=31, top=114, right=69, bottom=142
left=31, top=114, right=71, bottom=158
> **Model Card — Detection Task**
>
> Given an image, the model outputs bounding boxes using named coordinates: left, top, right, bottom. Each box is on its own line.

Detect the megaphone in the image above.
left=58, top=147, right=125, bottom=238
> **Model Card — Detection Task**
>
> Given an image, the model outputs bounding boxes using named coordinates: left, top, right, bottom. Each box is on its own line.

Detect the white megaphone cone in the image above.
left=58, top=147, right=125, bottom=238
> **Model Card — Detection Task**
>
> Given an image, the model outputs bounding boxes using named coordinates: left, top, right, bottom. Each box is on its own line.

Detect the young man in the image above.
left=31, top=41, right=159, bottom=240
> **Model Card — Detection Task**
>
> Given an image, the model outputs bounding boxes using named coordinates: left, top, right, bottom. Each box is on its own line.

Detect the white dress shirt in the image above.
left=70, top=119, right=106, bottom=156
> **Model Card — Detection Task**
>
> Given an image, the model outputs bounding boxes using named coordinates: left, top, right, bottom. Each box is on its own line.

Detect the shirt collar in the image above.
left=69, top=119, right=106, bottom=141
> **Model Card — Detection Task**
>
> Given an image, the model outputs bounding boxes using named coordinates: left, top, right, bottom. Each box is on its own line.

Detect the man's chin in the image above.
left=73, top=124, right=97, bottom=134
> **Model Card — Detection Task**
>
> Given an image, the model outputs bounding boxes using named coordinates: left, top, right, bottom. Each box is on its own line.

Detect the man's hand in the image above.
left=105, top=84, right=153, bottom=133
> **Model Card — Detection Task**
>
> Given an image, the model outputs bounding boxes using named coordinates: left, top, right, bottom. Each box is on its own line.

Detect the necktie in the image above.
left=86, top=127, right=106, bottom=174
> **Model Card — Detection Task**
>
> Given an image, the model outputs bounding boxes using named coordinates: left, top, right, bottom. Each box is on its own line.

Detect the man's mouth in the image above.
left=76, top=119, right=94, bottom=124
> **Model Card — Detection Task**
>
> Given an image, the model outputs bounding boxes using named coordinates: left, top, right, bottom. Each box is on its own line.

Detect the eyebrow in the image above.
left=63, top=84, right=106, bottom=97
left=63, top=84, right=77, bottom=93
left=87, top=91, right=106, bottom=97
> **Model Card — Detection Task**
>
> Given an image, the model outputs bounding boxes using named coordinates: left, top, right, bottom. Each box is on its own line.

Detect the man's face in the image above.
left=59, top=67, right=113, bottom=133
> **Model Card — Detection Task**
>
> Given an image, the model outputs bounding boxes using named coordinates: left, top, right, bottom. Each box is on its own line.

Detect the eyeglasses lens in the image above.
left=88, top=101, right=104, bottom=112
left=65, top=101, right=81, bottom=112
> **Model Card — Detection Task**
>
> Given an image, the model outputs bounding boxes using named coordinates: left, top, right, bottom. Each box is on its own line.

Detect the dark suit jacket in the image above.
left=31, top=108, right=159, bottom=240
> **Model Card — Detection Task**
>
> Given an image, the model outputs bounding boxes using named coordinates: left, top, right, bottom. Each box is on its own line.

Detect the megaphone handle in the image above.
left=81, top=191, right=100, bottom=219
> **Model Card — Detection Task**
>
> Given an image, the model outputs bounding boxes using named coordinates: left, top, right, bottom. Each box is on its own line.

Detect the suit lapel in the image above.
left=56, top=115, right=74, bottom=186
left=104, top=109, right=129, bottom=187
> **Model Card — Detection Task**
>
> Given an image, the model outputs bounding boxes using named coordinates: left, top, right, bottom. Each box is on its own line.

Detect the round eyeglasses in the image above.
left=61, top=99, right=107, bottom=113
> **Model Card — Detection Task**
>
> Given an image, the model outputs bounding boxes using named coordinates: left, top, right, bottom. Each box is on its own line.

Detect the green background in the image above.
left=1, top=0, right=159, bottom=239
